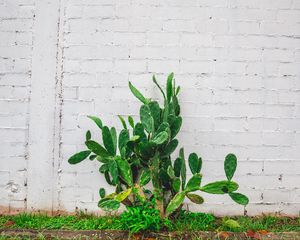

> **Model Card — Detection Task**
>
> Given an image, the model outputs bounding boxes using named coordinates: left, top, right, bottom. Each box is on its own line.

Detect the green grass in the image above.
left=0, top=211, right=299, bottom=233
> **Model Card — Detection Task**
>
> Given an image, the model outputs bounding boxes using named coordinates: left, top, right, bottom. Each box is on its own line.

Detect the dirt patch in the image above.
left=1, top=229, right=300, bottom=240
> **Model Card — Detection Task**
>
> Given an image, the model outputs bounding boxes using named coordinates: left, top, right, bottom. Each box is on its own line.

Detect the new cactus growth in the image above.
left=68, top=73, right=249, bottom=218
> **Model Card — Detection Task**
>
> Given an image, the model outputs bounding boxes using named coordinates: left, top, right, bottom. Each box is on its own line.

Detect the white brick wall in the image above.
left=1, top=0, right=299, bottom=216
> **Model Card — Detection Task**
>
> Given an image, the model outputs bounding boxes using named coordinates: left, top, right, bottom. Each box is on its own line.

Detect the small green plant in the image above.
left=68, top=73, right=249, bottom=218
left=119, top=200, right=168, bottom=233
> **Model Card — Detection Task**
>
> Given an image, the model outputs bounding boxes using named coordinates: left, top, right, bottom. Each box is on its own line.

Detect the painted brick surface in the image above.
left=0, top=0, right=299, bottom=216
left=0, top=0, right=35, bottom=213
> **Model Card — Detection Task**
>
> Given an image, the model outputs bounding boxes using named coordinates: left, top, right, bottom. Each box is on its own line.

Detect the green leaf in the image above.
left=133, top=123, right=147, bottom=142
left=172, top=95, right=180, bottom=116
left=167, top=166, right=175, bottom=178
left=99, top=188, right=106, bottom=198
left=139, top=141, right=156, bottom=159
left=102, top=126, right=116, bottom=156
left=115, top=157, right=133, bottom=186
left=140, top=169, right=151, bottom=186
left=223, top=219, right=241, bottom=230
left=87, top=115, right=103, bottom=129
left=175, top=86, right=180, bottom=95
left=188, top=153, right=202, bottom=174
left=185, top=173, right=202, bottom=192
left=128, top=116, right=134, bottom=128
left=68, top=150, right=91, bottom=164
left=170, top=116, right=182, bottom=139
left=104, top=172, right=113, bottom=185
left=140, top=104, right=154, bottom=133
left=148, top=101, right=161, bottom=130
left=186, top=193, right=204, bottom=204
left=229, top=192, right=249, bottom=206
left=166, top=192, right=185, bottom=216
left=201, top=181, right=239, bottom=194
left=86, top=130, right=91, bottom=141
left=98, top=199, right=120, bottom=211
left=110, top=127, right=117, bottom=155
left=114, top=188, right=132, bottom=202
left=167, top=72, right=174, bottom=103
left=99, top=163, right=109, bottom=173
left=86, top=140, right=111, bottom=158
left=118, top=115, right=127, bottom=129
left=151, top=131, right=168, bottom=145
left=129, top=81, right=149, bottom=104
left=172, top=178, right=181, bottom=193
left=224, top=153, right=237, bottom=181
left=109, top=159, right=118, bottom=185
left=152, top=75, right=166, bottom=100
left=180, top=148, right=186, bottom=191
left=96, top=155, right=109, bottom=163
left=89, top=154, right=97, bottom=161
left=174, top=157, right=182, bottom=177
left=161, top=139, right=178, bottom=157
left=118, top=129, right=129, bottom=153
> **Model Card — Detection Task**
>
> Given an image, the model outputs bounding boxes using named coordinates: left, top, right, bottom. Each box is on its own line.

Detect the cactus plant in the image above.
left=68, top=73, right=249, bottom=218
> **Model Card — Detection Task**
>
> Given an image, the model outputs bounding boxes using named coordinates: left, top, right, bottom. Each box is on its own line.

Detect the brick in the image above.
left=0, top=0, right=299, bottom=217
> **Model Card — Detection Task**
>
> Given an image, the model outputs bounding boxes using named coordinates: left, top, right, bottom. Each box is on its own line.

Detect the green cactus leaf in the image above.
left=188, top=153, right=202, bottom=174
left=160, top=169, right=171, bottom=188
left=152, top=131, right=168, bottom=145
left=175, top=86, right=180, bottom=95
left=229, top=192, right=249, bottom=206
left=133, top=123, right=147, bottom=142
left=172, top=178, right=181, bottom=193
left=224, top=153, right=237, bottom=181
left=148, top=101, right=161, bottom=130
left=185, top=173, right=202, bottom=192
left=129, top=81, right=149, bottom=104
left=118, top=115, right=127, bottom=129
left=140, top=169, right=151, bottom=186
left=89, top=154, right=97, bottom=161
left=68, top=150, right=91, bottom=164
left=153, top=75, right=166, bottom=100
left=118, top=129, right=129, bottom=153
left=201, top=181, right=239, bottom=194
left=167, top=72, right=174, bottom=103
left=87, top=115, right=103, bottom=129
left=179, top=148, right=186, bottom=190
left=155, top=122, right=170, bottom=136
left=102, top=126, right=116, bottom=156
left=166, top=192, right=185, bottom=216
left=86, top=140, right=111, bottom=158
left=139, top=141, right=156, bottom=158
left=140, top=104, right=154, bottom=133
left=114, top=188, right=132, bottom=202
left=99, top=163, right=109, bottom=173
left=161, top=139, right=178, bottom=157
left=174, top=157, right=183, bottom=177
left=163, top=101, right=169, bottom=122
left=86, top=130, right=91, bottom=141
left=109, top=159, right=118, bottom=185
left=167, top=165, right=175, bottom=178
left=172, top=95, right=180, bottom=116
left=99, top=188, right=106, bottom=198
left=104, top=171, right=113, bottom=185
left=128, top=116, right=134, bottom=128
left=169, top=116, right=182, bottom=139
left=96, top=155, right=110, bottom=163
left=110, top=127, right=117, bottom=154
left=98, top=199, right=120, bottom=211
left=115, top=157, right=133, bottom=186
left=186, top=193, right=204, bottom=204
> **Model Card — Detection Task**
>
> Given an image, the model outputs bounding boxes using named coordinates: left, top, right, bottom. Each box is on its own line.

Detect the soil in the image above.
left=1, top=229, right=300, bottom=240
